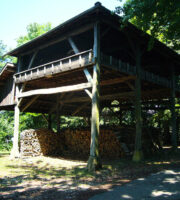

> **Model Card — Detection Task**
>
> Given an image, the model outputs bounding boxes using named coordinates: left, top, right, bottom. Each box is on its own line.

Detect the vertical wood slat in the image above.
left=69, top=58, right=72, bottom=69
left=79, top=55, right=82, bottom=66
left=44, top=66, right=46, bottom=75
left=52, top=64, right=55, bottom=74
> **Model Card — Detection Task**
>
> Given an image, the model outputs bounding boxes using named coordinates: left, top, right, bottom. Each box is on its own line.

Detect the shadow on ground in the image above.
left=0, top=148, right=180, bottom=200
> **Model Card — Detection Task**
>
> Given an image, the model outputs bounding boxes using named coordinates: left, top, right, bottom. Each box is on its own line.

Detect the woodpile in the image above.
left=63, top=129, right=123, bottom=159
left=20, top=129, right=64, bottom=157
left=20, top=126, right=161, bottom=158
left=20, top=128, right=123, bottom=158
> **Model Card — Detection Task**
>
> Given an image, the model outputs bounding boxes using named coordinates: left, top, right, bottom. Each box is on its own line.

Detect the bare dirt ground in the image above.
left=0, top=148, right=180, bottom=200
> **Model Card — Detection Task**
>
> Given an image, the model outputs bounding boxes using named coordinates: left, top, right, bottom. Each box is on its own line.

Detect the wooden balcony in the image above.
left=100, top=54, right=179, bottom=91
left=14, top=48, right=179, bottom=91
left=14, top=49, right=93, bottom=84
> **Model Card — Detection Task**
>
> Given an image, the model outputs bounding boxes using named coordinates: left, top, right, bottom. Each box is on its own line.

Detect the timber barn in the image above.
left=1, top=2, right=180, bottom=169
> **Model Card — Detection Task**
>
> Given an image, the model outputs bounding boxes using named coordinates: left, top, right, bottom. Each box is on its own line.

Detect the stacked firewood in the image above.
left=20, top=126, right=161, bottom=158
left=20, top=129, right=41, bottom=157
left=62, top=129, right=123, bottom=159
left=20, top=129, right=64, bottom=157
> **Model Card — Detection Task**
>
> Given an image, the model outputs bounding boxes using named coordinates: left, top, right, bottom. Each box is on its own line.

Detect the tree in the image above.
left=116, top=0, right=180, bottom=51
left=0, top=41, right=7, bottom=70
left=17, top=22, right=52, bottom=46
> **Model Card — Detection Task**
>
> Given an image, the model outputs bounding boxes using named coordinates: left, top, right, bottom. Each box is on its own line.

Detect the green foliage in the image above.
left=116, top=0, right=180, bottom=51
left=0, top=22, right=53, bottom=150
left=60, top=116, right=87, bottom=129
left=0, top=40, right=17, bottom=71
left=0, top=111, right=14, bottom=150
left=0, top=41, right=7, bottom=70
left=20, top=113, right=47, bottom=131
left=16, top=22, right=52, bottom=46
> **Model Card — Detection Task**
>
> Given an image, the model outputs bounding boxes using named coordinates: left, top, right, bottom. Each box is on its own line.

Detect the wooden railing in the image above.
left=14, top=49, right=93, bottom=83
left=101, top=54, right=179, bottom=90
left=14, top=50, right=179, bottom=91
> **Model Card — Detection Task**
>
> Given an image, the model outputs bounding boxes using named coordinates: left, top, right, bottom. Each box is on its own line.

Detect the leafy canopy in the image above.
left=116, top=0, right=180, bottom=51
left=0, top=41, right=7, bottom=69
left=16, top=22, right=52, bottom=46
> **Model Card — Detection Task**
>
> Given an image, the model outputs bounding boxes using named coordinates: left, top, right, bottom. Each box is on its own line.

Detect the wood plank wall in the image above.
left=0, top=77, right=14, bottom=106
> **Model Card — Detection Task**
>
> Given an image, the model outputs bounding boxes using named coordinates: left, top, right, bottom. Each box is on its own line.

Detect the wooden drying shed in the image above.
left=1, top=2, right=180, bottom=170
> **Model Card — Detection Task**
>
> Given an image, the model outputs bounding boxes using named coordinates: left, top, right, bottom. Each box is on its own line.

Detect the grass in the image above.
left=0, top=148, right=180, bottom=199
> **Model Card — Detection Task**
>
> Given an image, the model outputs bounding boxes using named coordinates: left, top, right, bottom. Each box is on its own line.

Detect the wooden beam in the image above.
left=72, top=102, right=90, bottom=116
left=18, top=83, right=27, bottom=107
left=87, top=22, right=101, bottom=171
left=84, top=68, right=93, bottom=83
left=68, top=37, right=93, bottom=84
left=60, top=89, right=169, bottom=104
left=22, top=95, right=40, bottom=112
left=101, top=76, right=135, bottom=86
left=126, top=81, right=135, bottom=91
left=28, top=51, right=38, bottom=69
left=68, top=37, right=79, bottom=54
left=18, top=82, right=92, bottom=98
left=84, top=89, right=92, bottom=99
left=42, top=114, right=48, bottom=123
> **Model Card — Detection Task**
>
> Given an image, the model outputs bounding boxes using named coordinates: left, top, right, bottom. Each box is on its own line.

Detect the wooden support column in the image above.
left=87, top=22, right=101, bottom=171
left=133, top=48, right=143, bottom=162
left=170, top=68, right=177, bottom=149
left=28, top=50, right=38, bottom=69
left=17, top=56, right=22, bottom=73
left=56, top=96, right=60, bottom=133
left=11, top=85, right=20, bottom=158
left=48, top=114, right=52, bottom=130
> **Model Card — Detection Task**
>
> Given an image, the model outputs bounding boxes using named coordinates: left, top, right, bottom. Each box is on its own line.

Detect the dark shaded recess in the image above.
left=21, top=29, right=94, bottom=70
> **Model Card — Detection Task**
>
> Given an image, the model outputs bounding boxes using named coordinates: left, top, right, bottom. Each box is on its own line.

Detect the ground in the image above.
left=0, top=148, right=180, bottom=200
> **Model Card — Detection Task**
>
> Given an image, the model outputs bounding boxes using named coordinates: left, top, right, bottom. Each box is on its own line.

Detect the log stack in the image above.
left=20, top=126, right=161, bottom=158
left=20, top=129, right=64, bottom=157
left=63, top=129, right=123, bottom=159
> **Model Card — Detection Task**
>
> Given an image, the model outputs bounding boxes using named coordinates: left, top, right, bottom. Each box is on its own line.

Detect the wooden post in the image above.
left=28, top=51, right=38, bottom=69
left=56, top=96, right=60, bottom=133
left=11, top=85, right=20, bottom=158
left=17, top=56, right=22, bottom=73
left=133, top=48, right=143, bottom=162
left=48, top=114, right=52, bottom=130
left=87, top=22, right=101, bottom=171
left=170, top=68, right=177, bottom=149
